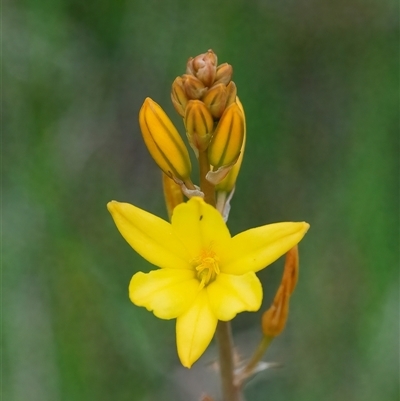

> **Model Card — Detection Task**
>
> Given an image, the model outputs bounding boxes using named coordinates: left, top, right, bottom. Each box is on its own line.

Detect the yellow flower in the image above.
left=107, top=197, right=309, bottom=368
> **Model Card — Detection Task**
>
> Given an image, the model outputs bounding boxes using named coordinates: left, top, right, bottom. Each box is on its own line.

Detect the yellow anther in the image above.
left=193, top=249, right=220, bottom=289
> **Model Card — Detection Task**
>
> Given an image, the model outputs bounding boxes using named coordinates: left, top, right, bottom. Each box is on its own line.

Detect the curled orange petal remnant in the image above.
left=261, top=245, right=300, bottom=337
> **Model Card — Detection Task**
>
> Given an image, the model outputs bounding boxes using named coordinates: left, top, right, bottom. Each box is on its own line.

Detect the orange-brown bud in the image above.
left=214, top=63, right=233, bottom=86
left=184, top=100, right=214, bottom=152
left=171, top=76, right=188, bottom=117
left=202, top=83, right=228, bottom=119
left=186, top=49, right=217, bottom=87
left=262, top=285, right=290, bottom=337
left=182, top=74, right=207, bottom=100
left=225, top=81, right=237, bottom=108
left=282, top=245, right=299, bottom=295
left=261, top=246, right=300, bottom=337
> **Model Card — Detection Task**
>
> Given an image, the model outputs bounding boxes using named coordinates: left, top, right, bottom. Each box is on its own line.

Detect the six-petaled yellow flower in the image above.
left=107, top=197, right=309, bottom=368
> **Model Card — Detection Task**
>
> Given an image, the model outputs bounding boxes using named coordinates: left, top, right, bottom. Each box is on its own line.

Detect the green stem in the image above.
left=237, top=335, right=273, bottom=385
left=215, top=321, right=242, bottom=401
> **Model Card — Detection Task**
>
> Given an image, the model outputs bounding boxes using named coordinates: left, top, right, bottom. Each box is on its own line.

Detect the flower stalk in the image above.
left=107, top=49, right=310, bottom=401
left=216, top=321, right=242, bottom=401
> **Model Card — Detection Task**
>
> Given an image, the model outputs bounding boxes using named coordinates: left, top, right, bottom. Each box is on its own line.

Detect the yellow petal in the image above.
left=176, top=290, right=217, bottom=368
left=107, top=201, right=191, bottom=269
left=171, top=197, right=231, bottom=259
left=222, top=222, right=310, bottom=275
left=207, top=272, right=262, bottom=321
left=129, top=269, right=199, bottom=319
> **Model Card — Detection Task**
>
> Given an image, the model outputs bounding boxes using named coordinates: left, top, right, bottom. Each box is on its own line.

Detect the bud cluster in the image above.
left=138, top=50, right=246, bottom=219
left=171, top=49, right=244, bottom=170
left=171, top=50, right=237, bottom=120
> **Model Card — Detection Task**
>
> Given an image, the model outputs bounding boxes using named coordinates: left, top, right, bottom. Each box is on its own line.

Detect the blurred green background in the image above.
left=4, top=0, right=399, bottom=400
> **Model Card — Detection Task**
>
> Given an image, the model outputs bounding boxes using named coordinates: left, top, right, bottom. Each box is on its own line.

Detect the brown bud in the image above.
left=202, top=83, right=228, bottom=119
left=182, top=74, right=207, bottom=100
left=225, top=81, right=237, bottom=108
left=214, top=63, right=233, bottom=86
left=186, top=49, right=217, bottom=87
left=171, top=76, right=188, bottom=117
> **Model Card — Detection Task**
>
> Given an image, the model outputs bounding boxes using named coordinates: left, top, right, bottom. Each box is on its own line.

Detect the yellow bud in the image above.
left=162, top=172, right=183, bottom=220
left=208, top=102, right=244, bottom=168
left=184, top=100, right=214, bottom=152
left=186, top=49, right=217, bottom=87
left=202, top=83, right=228, bottom=119
left=139, top=97, right=192, bottom=182
left=214, top=63, right=233, bottom=86
left=183, top=74, right=207, bottom=100
left=216, top=97, right=246, bottom=192
left=171, top=77, right=188, bottom=117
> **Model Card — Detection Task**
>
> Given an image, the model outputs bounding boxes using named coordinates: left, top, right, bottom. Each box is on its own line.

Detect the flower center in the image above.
left=193, top=248, right=220, bottom=289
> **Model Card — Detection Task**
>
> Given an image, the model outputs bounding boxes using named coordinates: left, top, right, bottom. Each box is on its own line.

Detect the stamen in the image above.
left=193, top=248, right=220, bottom=289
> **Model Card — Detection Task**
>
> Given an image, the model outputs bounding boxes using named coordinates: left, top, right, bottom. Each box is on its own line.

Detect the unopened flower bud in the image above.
left=261, top=246, right=300, bottom=337
left=162, top=172, right=183, bottom=220
left=225, top=81, right=237, bottom=108
left=282, top=245, right=299, bottom=295
left=184, top=100, right=214, bottom=153
left=216, top=97, right=246, bottom=193
left=202, top=83, right=228, bottom=119
left=208, top=102, right=244, bottom=169
left=183, top=74, right=207, bottom=100
left=262, top=285, right=290, bottom=337
left=171, top=76, right=188, bottom=117
left=139, top=97, right=192, bottom=183
left=186, top=49, right=217, bottom=87
left=214, top=63, right=233, bottom=86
